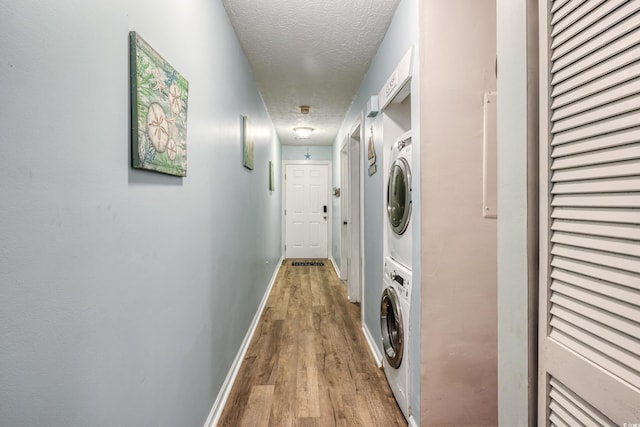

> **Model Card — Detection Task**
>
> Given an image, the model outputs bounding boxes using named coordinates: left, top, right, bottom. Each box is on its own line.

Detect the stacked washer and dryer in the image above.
left=378, top=48, right=414, bottom=422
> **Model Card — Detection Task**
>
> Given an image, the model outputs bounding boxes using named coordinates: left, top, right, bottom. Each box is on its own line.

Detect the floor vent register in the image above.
left=291, top=261, right=325, bottom=267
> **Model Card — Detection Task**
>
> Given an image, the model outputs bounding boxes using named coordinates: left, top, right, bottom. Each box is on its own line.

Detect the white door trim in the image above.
left=339, top=139, right=349, bottom=280
left=348, top=116, right=364, bottom=306
left=281, top=160, right=332, bottom=259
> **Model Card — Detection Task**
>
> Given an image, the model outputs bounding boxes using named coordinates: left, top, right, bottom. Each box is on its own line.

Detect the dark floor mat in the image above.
left=292, top=261, right=325, bottom=266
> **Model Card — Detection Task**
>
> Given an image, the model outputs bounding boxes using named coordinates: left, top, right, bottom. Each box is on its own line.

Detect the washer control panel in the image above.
left=384, top=257, right=411, bottom=300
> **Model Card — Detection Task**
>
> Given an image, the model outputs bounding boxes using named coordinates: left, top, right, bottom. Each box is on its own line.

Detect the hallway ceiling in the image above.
left=222, top=0, right=400, bottom=146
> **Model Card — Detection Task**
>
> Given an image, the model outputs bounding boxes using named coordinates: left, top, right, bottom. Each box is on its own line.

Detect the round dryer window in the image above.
left=387, top=157, right=412, bottom=235
left=380, top=287, right=404, bottom=368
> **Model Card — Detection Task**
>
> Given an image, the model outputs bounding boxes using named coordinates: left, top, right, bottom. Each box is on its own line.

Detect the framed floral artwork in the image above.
left=242, top=115, right=254, bottom=170
left=130, top=31, right=188, bottom=177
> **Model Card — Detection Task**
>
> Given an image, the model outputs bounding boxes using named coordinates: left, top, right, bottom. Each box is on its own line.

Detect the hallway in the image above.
left=218, top=261, right=406, bottom=426
left=6, top=0, right=640, bottom=425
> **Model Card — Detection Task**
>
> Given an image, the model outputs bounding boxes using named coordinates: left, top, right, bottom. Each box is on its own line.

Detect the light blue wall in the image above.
left=331, top=0, right=420, bottom=422
left=0, top=1, right=281, bottom=426
left=281, top=145, right=333, bottom=161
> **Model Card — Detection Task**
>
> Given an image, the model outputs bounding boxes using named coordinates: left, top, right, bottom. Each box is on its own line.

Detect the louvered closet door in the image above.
left=539, top=0, right=640, bottom=425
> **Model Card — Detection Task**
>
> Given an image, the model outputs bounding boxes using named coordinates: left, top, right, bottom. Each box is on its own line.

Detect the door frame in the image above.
left=339, top=139, right=350, bottom=280
left=338, top=117, right=364, bottom=305
left=348, top=117, right=364, bottom=305
left=281, top=160, right=332, bottom=259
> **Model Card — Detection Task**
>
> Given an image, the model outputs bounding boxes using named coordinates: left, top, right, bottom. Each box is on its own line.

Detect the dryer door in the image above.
left=387, top=156, right=412, bottom=235
left=380, top=287, right=404, bottom=368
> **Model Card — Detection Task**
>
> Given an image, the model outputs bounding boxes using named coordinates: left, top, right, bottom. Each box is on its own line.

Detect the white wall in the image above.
left=420, top=1, right=498, bottom=425
left=332, top=0, right=420, bottom=421
left=0, top=1, right=281, bottom=425
left=281, top=145, right=333, bottom=161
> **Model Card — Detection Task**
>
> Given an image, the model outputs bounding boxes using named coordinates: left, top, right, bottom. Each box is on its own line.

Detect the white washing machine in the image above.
left=386, top=130, right=412, bottom=269
left=380, top=256, right=411, bottom=421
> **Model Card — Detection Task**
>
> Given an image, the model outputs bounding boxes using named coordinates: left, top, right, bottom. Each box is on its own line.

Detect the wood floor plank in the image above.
left=296, top=332, right=320, bottom=418
left=245, top=315, right=283, bottom=385
left=269, top=343, right=296, bottom=426
left=217, top=260, right=407, bottom=426
left=238, top=385, right=274, bottom=427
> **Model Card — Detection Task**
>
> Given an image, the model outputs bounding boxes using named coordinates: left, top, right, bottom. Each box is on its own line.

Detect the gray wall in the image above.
left=0, top=1, right=281, bottom=426
left=331, top=0, right=420, bottom=422
left=497, top=0, right=538, bottom=425
left=419, top=1, right=498, bottom=425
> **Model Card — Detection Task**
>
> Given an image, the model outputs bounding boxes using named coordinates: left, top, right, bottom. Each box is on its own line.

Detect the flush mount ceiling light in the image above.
left=294, top=126, right=314, bottom=139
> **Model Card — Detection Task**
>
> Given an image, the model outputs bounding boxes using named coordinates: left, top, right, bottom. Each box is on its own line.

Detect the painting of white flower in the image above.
left=147, top=103, right=169, bottom=152
left=169, top=83, right=183, bottom=116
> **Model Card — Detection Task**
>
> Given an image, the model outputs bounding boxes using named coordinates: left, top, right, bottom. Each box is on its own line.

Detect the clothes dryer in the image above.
left=380, top=256, right=411, bottom=421
left=386, top=130, right=412, bottom=269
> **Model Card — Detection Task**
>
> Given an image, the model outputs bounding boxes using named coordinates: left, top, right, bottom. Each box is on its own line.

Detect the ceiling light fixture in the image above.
left=294, top=126, right=314, bottom=139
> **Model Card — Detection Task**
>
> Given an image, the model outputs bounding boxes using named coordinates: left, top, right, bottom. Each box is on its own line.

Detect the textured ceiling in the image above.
left=222, top=0, right=400, bottom=145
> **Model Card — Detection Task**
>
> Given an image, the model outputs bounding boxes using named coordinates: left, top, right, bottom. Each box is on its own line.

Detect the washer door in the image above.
left=387, top=157, right=412, bottom=235
left=380, top=287, right=404, bottom=368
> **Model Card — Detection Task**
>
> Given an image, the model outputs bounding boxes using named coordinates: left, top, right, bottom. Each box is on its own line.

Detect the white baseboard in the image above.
left=408, top=415, right=419, bottom=427
left=329, top=256, right=342, bottom=279
left=203, top=257, right=284, bottom=427
left=362, top=322, right=383, bottom=368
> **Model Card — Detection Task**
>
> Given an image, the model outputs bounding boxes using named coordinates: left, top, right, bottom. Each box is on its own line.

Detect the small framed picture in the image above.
left=269, top=161, right=275, bottom=191
left=368, top=125, right=377, bottom=176
left=242, top=115, right=254, bottom=170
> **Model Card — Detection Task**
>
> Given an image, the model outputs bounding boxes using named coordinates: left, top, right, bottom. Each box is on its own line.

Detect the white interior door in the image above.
left=538, top=1, right=640, bottom=424
left=285, top=163, right=329, bottom=259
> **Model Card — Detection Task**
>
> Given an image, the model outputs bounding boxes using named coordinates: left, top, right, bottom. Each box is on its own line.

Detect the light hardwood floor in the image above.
left=218, top=260, right=407, bottom=426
